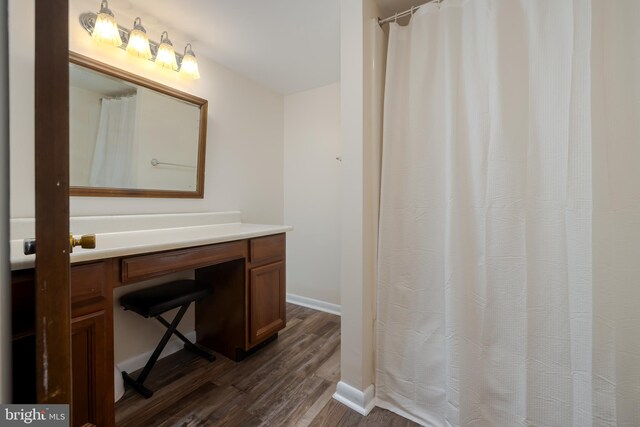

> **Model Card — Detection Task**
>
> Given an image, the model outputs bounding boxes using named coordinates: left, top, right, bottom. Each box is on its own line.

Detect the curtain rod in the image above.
left=378, top=0, right=440, bottom=26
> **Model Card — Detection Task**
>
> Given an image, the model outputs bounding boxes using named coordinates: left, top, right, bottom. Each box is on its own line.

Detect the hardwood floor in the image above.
left=115, top=304, right=419, bottom=427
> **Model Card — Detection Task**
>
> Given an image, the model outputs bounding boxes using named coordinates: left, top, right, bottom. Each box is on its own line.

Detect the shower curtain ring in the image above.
left=394, top=12, right=398, bottom=23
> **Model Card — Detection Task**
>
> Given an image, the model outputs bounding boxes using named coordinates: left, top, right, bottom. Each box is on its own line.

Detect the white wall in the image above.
left=284, top=83, right=341, bottom=307
left=9, top=0, right=284, bottom=225
left=0, top=0, right=10, bottom=404
left=134, top=87, right=200, bottom=191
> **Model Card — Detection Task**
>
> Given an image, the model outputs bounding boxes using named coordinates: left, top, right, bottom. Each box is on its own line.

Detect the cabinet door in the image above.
left=72, top=311, right=108, bottom=427
left=249, top=261, right=286, bottom=346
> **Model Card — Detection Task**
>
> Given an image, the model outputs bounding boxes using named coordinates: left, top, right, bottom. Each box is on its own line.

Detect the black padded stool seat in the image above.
left=120, top=279, right=212, bottom=317
left=120, top=279, right=216, bottom=398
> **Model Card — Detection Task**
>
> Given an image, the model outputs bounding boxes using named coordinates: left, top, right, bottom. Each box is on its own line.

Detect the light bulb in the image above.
left=179, top=44, right=200, bottom=79
left=155, top=31, right=178, bottom=70
left=126, top=17, right=152, bottom=60
left=92, top=0, right=122, bottom=46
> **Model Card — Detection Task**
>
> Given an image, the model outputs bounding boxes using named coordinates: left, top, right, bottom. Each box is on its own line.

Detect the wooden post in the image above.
left=34, top=0, right=72, bottom=405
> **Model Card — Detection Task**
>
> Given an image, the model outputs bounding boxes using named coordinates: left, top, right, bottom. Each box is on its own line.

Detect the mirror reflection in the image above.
left=69, top=55, right=206, bottom=197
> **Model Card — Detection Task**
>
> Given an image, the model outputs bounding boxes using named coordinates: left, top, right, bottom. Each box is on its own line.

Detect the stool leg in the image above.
left=156, top=316, right=216, bottom=362
left=124, top=303, right=190, bottom=398
left=122, top=372, right=154, bottom=399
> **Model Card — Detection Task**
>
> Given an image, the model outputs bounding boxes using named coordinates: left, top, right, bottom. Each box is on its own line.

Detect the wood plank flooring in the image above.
left=116, top=304, right=419, bottom=427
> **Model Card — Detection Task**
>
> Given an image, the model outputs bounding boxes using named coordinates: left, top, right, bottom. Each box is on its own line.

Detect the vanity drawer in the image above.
left=121, top=240, right=247, bottom=283
left=71, top=261, right=109, bottom=308
left=250, top=234, right=285, bottom=266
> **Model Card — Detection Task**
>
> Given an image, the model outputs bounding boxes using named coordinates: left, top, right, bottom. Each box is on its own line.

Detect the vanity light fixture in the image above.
left=126, top=17, right=152, bottom=60
left=179, top=44, right=200, bottom=80
left=155, top=31, right=178, bottom=70
left=92, top=0, right=122, bottom=46
left=80, top=3, right=202, bottom=79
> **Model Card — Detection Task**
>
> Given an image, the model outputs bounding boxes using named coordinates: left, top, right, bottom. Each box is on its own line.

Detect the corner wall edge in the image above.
left=332, top=381, right=375, bottom=416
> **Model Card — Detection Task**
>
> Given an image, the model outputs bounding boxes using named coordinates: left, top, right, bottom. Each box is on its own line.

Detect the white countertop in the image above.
left=10, top=222, right=292, bottom=271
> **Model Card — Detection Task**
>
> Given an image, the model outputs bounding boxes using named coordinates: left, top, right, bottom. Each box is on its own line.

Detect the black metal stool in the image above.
left=119, top=279, right=216, bottom=398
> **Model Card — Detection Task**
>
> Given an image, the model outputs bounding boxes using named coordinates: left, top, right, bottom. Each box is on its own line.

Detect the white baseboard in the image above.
left=332, top=381, right=375, bottom=416
left=116, top=331, right=196, bottom=374
left=286, top=293, right=341, bottom=316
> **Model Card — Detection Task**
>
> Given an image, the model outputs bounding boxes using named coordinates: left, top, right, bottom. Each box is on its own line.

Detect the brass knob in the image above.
left=70, top=234, right=96, bottom=252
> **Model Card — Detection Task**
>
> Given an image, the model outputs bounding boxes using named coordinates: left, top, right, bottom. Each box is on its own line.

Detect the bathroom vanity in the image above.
left=10, top=213, right=291, bottom=427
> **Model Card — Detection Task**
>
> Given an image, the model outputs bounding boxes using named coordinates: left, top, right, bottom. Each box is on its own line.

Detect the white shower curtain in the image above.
left=89, top=95, right=137, bottom=187
left=376, top=1, right=640, bottom=426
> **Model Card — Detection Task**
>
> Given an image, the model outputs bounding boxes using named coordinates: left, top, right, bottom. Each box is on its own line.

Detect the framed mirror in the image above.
left=69, top=52, right=207, bottom=198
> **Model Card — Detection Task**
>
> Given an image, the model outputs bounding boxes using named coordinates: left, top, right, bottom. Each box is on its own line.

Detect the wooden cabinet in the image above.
left=248, top=234, right=286, bottom=347
left=70, top=262, right=114, bottom=427
left=249, top=261, right=286, bottom=346
left=195, top=234, right=287, bottom=360
left=72, top=311, right=108, bottom=427
left=12, top=232, right=286, bottom=425
left=11, top=261, right=114, bottom=427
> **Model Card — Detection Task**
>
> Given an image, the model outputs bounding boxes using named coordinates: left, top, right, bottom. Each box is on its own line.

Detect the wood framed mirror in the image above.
left=69, top=52, right=207, bottom=198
